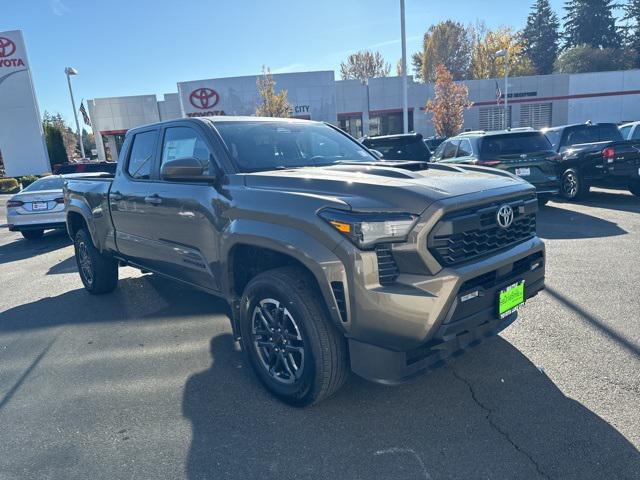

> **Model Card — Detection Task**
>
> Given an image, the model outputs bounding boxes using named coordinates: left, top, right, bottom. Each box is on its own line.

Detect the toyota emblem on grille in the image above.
left=496, top=205, right=514, bottom=229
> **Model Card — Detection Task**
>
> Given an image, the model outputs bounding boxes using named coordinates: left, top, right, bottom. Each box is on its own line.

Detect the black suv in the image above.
left=361, top=133, right=432, bottom=161
left=431, top=130, right=560, bottom=202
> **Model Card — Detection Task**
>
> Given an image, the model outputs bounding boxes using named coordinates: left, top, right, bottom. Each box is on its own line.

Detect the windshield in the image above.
left=363, top=137, right=430, bottom=160
left=213, top=121, right=377, bottom=172
left=480, top=133, right=552, bottom=157
left=22, top=176, right=64, bottom=192
left=544, top=130, right=562, bottom=150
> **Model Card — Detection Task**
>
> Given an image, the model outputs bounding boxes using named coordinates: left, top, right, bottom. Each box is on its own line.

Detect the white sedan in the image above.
left=5, top=173, right=94, bottom=240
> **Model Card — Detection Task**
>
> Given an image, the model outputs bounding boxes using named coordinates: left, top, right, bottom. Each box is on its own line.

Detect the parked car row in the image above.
left=362, top=121, right=640, bottom=203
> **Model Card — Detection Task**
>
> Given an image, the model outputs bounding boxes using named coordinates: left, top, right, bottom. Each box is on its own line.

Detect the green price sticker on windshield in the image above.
left=498, top=281, right=525, bottom=318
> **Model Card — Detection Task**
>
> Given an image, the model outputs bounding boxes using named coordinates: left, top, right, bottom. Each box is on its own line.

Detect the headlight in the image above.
left=318, top=208, right=417, bottom=249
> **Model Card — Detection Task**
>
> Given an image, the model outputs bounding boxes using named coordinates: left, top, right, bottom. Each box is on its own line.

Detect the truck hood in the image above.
left=243, top=162, right=530, bottom=214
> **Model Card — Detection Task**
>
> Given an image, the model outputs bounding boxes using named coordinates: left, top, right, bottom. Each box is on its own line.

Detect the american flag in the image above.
left=495, top=81, right=502, bottom=105
left=79, top=101, right=91, bottom=126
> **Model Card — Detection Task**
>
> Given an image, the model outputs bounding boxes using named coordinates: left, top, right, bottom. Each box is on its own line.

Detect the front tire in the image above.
left=561, top=168, right=589, bottom=200
left=239, top=267, right=348, bottom=407
left=74, top=228, right=118, bottom=294
left=21, top=229, right=44, bottom=240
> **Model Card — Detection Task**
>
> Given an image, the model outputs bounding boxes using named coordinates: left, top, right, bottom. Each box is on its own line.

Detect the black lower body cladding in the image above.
left=349, top=249, right=545, bottom=384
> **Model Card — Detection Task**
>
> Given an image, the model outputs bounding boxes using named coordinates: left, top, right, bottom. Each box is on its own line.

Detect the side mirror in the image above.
left=160, top=157, right=217, bottom=182
left=370, top=149, right=384, bottom=159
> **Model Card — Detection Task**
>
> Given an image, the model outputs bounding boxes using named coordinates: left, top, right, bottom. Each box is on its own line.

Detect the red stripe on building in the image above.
left=100, top=129, right=128, bottom=135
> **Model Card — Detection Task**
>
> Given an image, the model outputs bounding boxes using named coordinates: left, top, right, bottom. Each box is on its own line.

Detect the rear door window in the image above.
left=441, top=140, right=459, bottom=159
left=456, top=139, right=472, bottom=157
left=632, top=126, right=640, bottom=140
left=127, top=130, right=158, bottom=180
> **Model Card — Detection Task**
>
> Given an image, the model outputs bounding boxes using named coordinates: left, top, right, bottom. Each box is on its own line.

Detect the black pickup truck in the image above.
left=64, top=117, right=545, bottom=406
left=542, top=122, right=640, bottom=199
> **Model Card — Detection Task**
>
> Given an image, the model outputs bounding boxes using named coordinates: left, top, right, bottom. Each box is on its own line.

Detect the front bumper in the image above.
left=349, top=246, right=545, bottom=384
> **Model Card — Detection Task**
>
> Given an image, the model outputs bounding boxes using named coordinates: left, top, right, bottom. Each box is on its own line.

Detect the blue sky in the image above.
left=6, top=0, right=570, bottom=128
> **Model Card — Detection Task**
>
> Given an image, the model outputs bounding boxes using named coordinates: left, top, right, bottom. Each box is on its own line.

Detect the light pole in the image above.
left=495, top=49, right=509, bottom=130
left=362, top=78, right=371, bottom=137
left=65, top=67, right=86, bottom=159
left=400, top=0, right=408, bottom=133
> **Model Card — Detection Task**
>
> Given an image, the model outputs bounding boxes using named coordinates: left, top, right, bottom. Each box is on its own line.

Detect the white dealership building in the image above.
left=87, top=68, right=640, bottom=162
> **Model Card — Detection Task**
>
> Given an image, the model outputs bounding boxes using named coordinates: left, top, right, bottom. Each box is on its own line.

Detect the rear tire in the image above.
left=21, top=229, right=44, bottom=240
left=629, top=181, right=640, bottom=197
left=239, top=266, right=349, bottom=407
left=538, top=196, right=550, bottom=207
left=74, top=228, right=118, bottom=294
left=561, top=168, right=589, bottom=200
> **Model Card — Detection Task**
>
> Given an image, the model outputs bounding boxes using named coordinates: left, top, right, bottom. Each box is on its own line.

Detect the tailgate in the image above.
left=606, top=141, right=640, bottom=178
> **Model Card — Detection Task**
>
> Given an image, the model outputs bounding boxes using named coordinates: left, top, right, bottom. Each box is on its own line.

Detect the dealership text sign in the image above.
left=0, top=30, right=50, bottom=176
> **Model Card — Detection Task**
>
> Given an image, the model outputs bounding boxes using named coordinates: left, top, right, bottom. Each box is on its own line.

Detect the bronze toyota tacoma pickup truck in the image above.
left=64, top=117, right=545, bottom=406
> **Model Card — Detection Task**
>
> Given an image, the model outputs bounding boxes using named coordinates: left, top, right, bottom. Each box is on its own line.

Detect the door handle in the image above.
left=109, top=191, right=123, bottom=201
left=144, top=194, right=162, bottom=205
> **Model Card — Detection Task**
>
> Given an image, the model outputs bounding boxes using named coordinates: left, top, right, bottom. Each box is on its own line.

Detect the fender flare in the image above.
left=221, top=219, right=349, bottom=329
left=65, top=199, right=103, bottom=251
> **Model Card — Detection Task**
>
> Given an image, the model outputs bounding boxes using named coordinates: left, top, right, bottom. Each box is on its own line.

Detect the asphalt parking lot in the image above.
left=0, top=191, right=639, bottom=480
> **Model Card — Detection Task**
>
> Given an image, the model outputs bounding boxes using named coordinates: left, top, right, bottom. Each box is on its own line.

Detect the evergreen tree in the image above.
left=563, top=0, right=621, bottom=49
left=523, top=0, right=560, bottom=74
left=42, top=111, right=68, bottom=169
left=623, top=0, right=640, bottom=67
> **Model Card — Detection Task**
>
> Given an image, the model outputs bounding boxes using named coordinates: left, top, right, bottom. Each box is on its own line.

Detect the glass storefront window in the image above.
left=338, top=115, right=363, bottom=139
left=101, top=133, right=127, bottom=162
left=369, top=111, right=414, bottom=136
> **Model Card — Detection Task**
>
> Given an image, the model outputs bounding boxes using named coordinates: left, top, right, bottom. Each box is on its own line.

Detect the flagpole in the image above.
left=65, top=67, right=85, bottom=159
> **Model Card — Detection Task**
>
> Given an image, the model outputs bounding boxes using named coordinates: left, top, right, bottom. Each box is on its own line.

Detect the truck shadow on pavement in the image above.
left=0, top=229, right=70, bottom=266
left=2, top=274, right=637, bottom=479
left=183, top=333, right=640, bottom=480
left=537, top=204, right=627, bottom=240
left=0, top=275, right=230, bottom=333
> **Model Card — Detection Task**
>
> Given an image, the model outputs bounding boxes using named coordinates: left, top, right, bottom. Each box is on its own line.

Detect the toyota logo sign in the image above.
left=496, top=205, right=514, bottom=229
left=0, top=37, right=16, bottom=58
left=189, top=88, right=219, bottom=109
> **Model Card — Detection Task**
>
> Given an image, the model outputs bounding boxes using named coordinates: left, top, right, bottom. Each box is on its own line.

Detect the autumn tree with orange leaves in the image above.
left=426, top=64, right=473, bottom=138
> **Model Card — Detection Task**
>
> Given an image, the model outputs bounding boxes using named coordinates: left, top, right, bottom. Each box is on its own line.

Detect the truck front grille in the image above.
left=427, top=196, right=537, bottom=267
left=375, top=244, right=399, bottom=285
